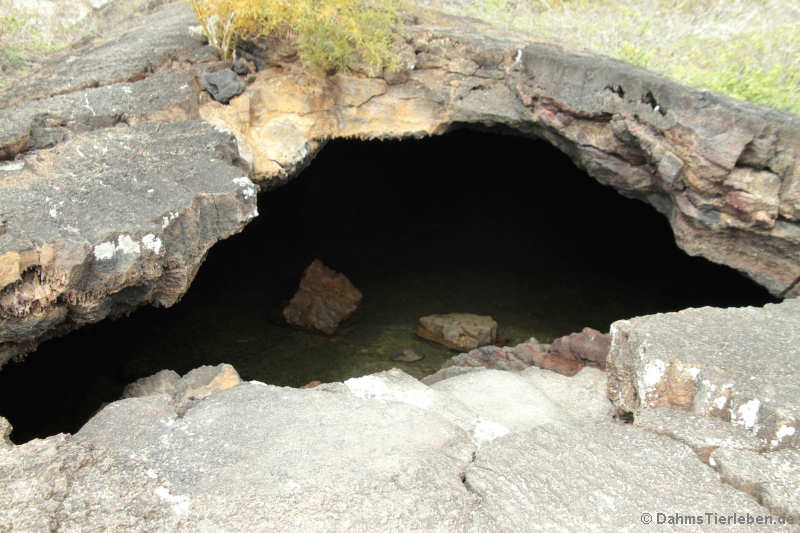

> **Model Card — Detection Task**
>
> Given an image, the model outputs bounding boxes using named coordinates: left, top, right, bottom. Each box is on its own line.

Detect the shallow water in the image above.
left=0, top=128, right=775, bottom=442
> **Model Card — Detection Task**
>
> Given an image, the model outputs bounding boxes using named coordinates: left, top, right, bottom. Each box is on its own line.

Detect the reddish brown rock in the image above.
left=442, top=337, right=584, bottom=376
left=549, top=327, right=611, bottom=369
left=513, top=342, right=585, bottom=376
left=282, top=260, right=362, bottom=335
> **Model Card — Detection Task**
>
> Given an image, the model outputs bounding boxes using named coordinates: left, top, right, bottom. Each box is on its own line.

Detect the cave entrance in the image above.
left=0, top=127, right=775, bottom=443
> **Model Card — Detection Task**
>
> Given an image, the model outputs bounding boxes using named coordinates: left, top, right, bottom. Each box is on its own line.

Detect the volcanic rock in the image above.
left=607, top=299, right=800, bottom=450
left=442, top=337, right=585, bottom=376
left=1, top=0, right=799, bottom=365
left=548, top=327, right=611, bottom=369
left=201, top=69, right=245, bottom=104
left=416, top=313, right=497, bottom=351
left=282, top=259, right=362, bottom=335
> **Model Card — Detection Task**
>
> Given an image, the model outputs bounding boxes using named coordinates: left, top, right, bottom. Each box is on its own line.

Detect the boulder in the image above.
left=607, top=299, right=800, bottom=450
left=548, top=327, right=611, bottom=369
left=443, top=337, right=585, bottom=376
left=391, top=348, right=424, bottom=362
left=123, top=363, right=241, bottom=413
left=416, top=313, right=497, bottom=351
left=201, top=69, right=246, bottom=104
left=282, top=259, right=362, bottom=335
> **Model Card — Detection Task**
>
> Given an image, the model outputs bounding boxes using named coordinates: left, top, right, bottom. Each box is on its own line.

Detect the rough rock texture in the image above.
left=1, top=0, right=799, bottom=360
left=2, top=363, right=795, bottom=531
left=198, top=10, right=800, bottom=298
left=442, top=336, right=588, bottom=376
left=0, top=3, right=259, bottom=366
left=549, top=326, right=610, bottom=369
left=282, top=259, right=363, bottom=335
left=201, top=69, right=246, bottom=104
left=122, top=363, right=241, bottom=413
left=417, top=313, right=497, bottom=351
left=0, top=3, right=206, bottom=108
left=464, top=423, right=787, bottom=533
left=607, top=299, right=800, bottom=450
left=635, top=408, right=764, bottom=463
left=520, top=366, right=612, bottom=423
left=710, top=447, right=800, bottom=516
left=0, top=70, right=199, bottom=158
left=0, top=120, right=257, bottom=365
left=76, top=382, right=480, bottom=532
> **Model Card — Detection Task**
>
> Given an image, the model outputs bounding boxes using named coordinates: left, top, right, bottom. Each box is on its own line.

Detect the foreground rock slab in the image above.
left=417, top=313, right=497, bottom=351
left=464, top=423, right=788, bottom=532
left=0, top=121, right=257, bottom=365
left=282, top=259, right=363, bottom=335
left=3, top=363, right=793, bottom=532
left=608, top=299, right=800, bottom=450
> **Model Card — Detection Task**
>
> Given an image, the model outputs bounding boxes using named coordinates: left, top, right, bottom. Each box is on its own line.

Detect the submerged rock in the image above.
left=391, top=348, right=424, bottom=362
left=416, top=313, right=497, bottom=351
left=282, top=259, right=362, bottom=335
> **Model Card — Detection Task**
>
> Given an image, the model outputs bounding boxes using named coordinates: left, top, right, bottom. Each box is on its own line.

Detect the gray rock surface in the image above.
left=430, top=369, right=577, bottom=433
left=421, top=365, right=482, bottom=385
left=607, top=299, right=800, bottom=450
left=417, top=313, right=497, bottom=351
left=0, top=120, right=258, bottom=364
left=75, top=381, right=479, bottom=532
left=464, top=423, right=791, bottom=532
left=2, top=363, right=795, bottom=532
left=0, top=70, right=198, bottom=158
left=1, top=0, right=799, bottom=361
left=122, top=363, right=241, bottom=413
left=0, top=432, right=184, bottom=533
left=0, top=3, right=205, bottom=107
left=520, top=366, right=612, bottom=423
left=202, top=69, right=245, bottom=103
left=710, top=447, right=800, bottom=517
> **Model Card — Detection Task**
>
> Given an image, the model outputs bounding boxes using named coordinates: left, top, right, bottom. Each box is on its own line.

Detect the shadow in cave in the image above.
left=0, top=127, right=776, bottom=443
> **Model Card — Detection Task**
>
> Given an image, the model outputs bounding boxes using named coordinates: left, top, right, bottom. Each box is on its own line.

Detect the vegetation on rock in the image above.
left=188, top=0, right=402, bottom=73
left=452, top=0, right=800, bottom=114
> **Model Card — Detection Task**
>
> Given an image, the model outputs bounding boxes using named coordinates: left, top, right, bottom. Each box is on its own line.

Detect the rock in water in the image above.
left=201, top=69, right=245, bottom=104
left=391, top=349, right=424, bottom=362
left=417, top=313, right=497, bottom=351
left=282, top=259, right=362, bottom=335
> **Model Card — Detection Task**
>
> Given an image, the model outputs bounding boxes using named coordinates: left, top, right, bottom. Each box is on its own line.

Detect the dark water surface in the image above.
left=0, top=128, right=775, bottom=442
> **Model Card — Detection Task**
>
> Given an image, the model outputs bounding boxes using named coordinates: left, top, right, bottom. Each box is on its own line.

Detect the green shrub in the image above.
left=189, top=0, right=402, bottom=73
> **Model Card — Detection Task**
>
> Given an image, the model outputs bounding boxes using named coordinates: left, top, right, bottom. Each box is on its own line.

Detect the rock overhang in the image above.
left=0, top=0, right=798, bottom=366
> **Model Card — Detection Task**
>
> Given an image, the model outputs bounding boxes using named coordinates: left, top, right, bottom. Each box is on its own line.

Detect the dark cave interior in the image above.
left=0, top=126, right=775, bottom=443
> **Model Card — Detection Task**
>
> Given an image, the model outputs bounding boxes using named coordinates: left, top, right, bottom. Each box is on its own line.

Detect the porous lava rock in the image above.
left=416, top=313, right=498, bottom=351
left=1, top=0, right=799, bottom=365
left=548, top=327, right=611, bottom=369
left=282, top=259, right=362, bottom=335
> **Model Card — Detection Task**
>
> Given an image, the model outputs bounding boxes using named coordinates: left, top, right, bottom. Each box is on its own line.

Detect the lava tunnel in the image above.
left=0, top=127, right=775, bottom=443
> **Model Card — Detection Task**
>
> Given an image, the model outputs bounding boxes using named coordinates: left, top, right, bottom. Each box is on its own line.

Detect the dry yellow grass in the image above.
left=188, top=0, right=401, bottom=73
